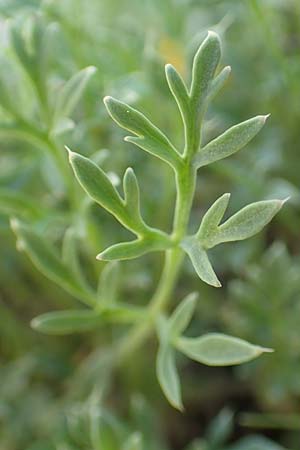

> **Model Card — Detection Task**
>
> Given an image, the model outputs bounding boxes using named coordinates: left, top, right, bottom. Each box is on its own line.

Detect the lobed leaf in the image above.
left=176, top=333, right=273, bottom=366
left=104, top=96, right=181, bottom=168
left=181, top=237, right=221, bottom=287
left=168, top=292, right=198, bottom=338
left=156, top=341, right=183, bottom=411
left=194, top=115, right=269, bottom=169
left=31, top=310, right=102, bottom=335
left=212, top=199, right=285, bottom=247
left=197, top=193, right=231, bottom=247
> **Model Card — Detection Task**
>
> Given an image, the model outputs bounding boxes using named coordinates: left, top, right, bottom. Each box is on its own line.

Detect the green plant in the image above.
left=11, top=30, right=287, bottom=411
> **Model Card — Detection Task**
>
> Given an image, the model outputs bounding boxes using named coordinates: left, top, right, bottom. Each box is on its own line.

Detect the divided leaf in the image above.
left=176, top=333, right=273, bottom=366
left=31, top=310, right=102, bottom=335
left=104, top=96, right=181, bottom=168
left=197, top=193, right=231, bottom=247
left=213, top=199, right=285, bottom=246
left=181, top=237, right=221, bottom=287
left=194, top=115, right=268, bottom=169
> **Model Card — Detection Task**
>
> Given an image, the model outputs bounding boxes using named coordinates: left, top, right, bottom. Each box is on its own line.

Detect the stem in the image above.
left=117, top=162, right=197, bottom=364
left=116, top=247, right=184, bottom=362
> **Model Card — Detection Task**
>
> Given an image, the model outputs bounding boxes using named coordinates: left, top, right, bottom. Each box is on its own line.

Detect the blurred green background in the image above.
left=0, top=0, right=300, bottom=449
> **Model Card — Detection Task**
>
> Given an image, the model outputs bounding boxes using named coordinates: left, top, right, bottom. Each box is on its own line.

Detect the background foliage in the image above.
left=0, top=0, right=300, bottom=449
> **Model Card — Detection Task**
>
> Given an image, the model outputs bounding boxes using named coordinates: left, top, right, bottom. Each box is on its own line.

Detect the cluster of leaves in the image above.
left=223, top=242, right=300, bottom=409
left=1, top=1, right=300, bottom=449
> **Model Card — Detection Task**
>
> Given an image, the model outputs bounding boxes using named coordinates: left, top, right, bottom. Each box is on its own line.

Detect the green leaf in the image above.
left=193, top=115, right=269, bottom=169
left=97, top=261, right=120, bottom=306
left=156, top=341, right=183, bottom=411
left=104, top=96, right=181, bottom=168
left=67, top=149, right=126, bottom=222
left=176, top=333, right=273, bottom=366
left=123, top=168, right=144, bottom=225
left=122, top=433, right=143, bottom=450
left=181, top=237, right=221, bottom=287
left=102, top=304, right=145, bottom=323
left=10, top=23, right=32, bottom=72
left=53, top=66, right=96, bottom=124
left=10, top=219, right=94, bottom=306
left=197, top=193, right=231, bottom=248
left=211, top=199, right=285, bottom=247
left=206, top=408, right=234, bottom=447
left=0, top=189, right=44, bottom=219
left=31, top=310, right=102, bottom=335
left=190, top=31, right=221, bottom=115
left=97, top=234, right=171, bottom=261
left=208, top=65, right=231, bottom=102
left=168, top=292, right=198, bottom=338
left=165, top=63, right=190, bottom=120
left=62, top=227, right=87, bottom=286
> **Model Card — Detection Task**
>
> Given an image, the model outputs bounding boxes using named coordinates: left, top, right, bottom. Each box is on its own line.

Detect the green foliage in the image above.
left=0, top=1, right=299, bottom=449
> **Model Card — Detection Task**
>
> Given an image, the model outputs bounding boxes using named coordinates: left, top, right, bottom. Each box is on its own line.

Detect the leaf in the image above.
left=67, top=149, right=126, bottom=222
left=227, top=435, right=286, bottom=450
left=212, top=199, right=285, bottom=247
left=181, top=237, right=221, bottom=287
left=31, top=310, right=102, bottom=335
left=197, top=193, right=231, bottom=247
left=102, top=305, right=145, bottom=323
left=208, top=65, right=231, bottom=102
left=104, top=96, right=181, bottom=168
left=53, top=66, right=96, bottom=123
left=123, top=167, right=144, bottom=224
left=193, top=115, right=269, bottom=169
left=97, top=261, right=120, bottom=306
left=156, top=341, right=183, bottom=411
left=165, top=63, right=190, bottom=120
left=190, top=31, right=221, bottom=114
left=10, top=23, right=32, bottom=72
left=97, top=234, right=171, bottom=261
left=62, top=227, right=87, bottom=286
left=176, top=333, right=273, bottom=366
left=168, top=292, right=198, bottom=338
left=0, top=189, right=44, bottom=219
left=10, top=219, right=94, bottom=306
left=206, top=408, right=234, bottom=447
left=122, top=433, right=143, bottom=450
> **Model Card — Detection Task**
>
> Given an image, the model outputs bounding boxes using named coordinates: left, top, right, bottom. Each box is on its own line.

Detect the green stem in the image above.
left=117, top=162, right=197, bottom=364
left=116, top=247, right=184, bottom=362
